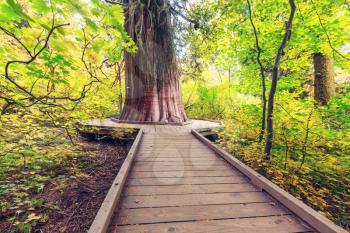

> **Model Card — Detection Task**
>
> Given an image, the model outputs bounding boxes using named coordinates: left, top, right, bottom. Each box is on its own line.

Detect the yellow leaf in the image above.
left=25, top=213, right=41, bottom=223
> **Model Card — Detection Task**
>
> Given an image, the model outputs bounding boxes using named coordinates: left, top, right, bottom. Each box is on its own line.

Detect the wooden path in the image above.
left=85, top=119, right=346, bottom=233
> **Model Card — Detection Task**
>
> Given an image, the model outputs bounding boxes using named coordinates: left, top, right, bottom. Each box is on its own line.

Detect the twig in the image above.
left=300, top=108, right=314, bottom=169
left=310, top=0, right=350, bottom=61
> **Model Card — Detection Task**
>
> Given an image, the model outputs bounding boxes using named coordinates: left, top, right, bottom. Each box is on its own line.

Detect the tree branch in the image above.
left=3, top=23, right=69, bottom=101
left=170, top=6, right=198, bottom=27
left=311, top=0, right=350, bottom=61
left=0, top=25, right=33, bottom=57
left=104, top=0, right=128, bottom=7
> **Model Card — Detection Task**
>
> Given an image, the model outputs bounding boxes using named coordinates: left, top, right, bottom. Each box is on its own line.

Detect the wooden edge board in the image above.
left=110, top=117, right=192, bottom=126
left=88, top=129, right=144, bottom=233
left=191, top=129, right=347, bottom=233
left=189, top=117, right=224, bottom=124
left=194, top=127, right=221, bottom=133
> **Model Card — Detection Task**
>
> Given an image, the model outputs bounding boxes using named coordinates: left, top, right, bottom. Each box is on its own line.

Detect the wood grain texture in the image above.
left=124, top=183, right=257, bottom=195
left=109, top=131, right=318, bottom=232
left=127, top=176, right=248, bottom=186
left=88, top=130, right=143, bottom=233
left=81, top=122, right=340, bottom=233
left=191, top=129, right=347, bottom=233
left=120, top=192, right=272, bottom=208
left=117, top=202, right=291, bottom=225
left=129, top=169, right=240, bottom=178
left=115, top=215, right=312, bottom=233
left=132, top=164, right=232, bottom=172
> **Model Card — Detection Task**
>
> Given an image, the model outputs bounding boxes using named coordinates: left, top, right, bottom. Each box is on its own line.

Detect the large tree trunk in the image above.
left=313, top=53, right=335, bottom=105
left=120, top=0, right=187, bottom=123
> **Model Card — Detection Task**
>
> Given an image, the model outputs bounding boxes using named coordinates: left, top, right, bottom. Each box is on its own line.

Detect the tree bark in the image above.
left=264, top=0, right=296, bottom=160
left=120, top=0, right=187, bottom=123
left=247, top=0, right=267, bottom=143
left=313, top=53, right=335, bottom=105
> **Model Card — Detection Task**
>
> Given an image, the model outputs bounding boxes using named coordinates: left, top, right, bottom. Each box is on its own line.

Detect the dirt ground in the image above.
left=0, top=138, right=131, bottom=233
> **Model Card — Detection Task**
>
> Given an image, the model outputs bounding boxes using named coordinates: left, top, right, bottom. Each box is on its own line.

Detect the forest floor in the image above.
left=0, top=137, right=132, bottom=233
left=216, top=123, right=350, bottom=230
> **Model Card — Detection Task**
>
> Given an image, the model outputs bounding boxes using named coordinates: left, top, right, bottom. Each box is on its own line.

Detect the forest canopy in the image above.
left=0, top=0, right=349, bottom=232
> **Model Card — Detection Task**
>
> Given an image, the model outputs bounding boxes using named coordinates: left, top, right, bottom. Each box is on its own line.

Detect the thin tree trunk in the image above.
left=247, top=0, right=267, bottom=143
left=264, top=0, right=296, bottom=160
left=116, top=62, right=124, bottom=115
left=281, top=124, right=289, bottom=169
left=300, top=109, right=314, bottom=169
left=120, top=0, right=187, bottom=123
left=313, top=53, right=335, bottom=105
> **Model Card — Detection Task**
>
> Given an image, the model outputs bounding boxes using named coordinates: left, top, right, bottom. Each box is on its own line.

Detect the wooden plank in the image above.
left=135, top=157, right=220, bottom=162
left=115, top=215, right=312, bottom=233
left=132, top=164, right=232, bottom=172
left=142, top=136, right=197, bottom=139
left=136, top=152, right=216, bottom=157
left=127, top=176, right=248, bottom=186
left=133, top=161, right=225, bottom=166
left=135, top=155, right=221, bottom=164
left=138, top=150, right=216, bottom=155
left=129, top=170, right=240, bottom=178
left=146, top=143, right=208, bottom=147
left=112, top=119, right=184, bottom=126
left=140, top=140, right=201, bottom=143
left=120, top=192, right=271, bottom=208
left=141, top=138, right=200, bottom=140
left=192, top=129, right=347, bottom=233
left=124, top=183, right=257, bottom=195
left=138, top=145, right=205, bottom=148
left=139, top=147, right=212, bottom=150
left=139, top=145, right=205, bottom=148
left=138, top=144, right=206, bottom=147
left=138, top=148, right=210, bottom=151
left=117, top=202, right=291, bottom=225
left=136, top=153, right=216, bottom=158
left=139, top=147, right=205, bottom=149
left=141, top=136, right=194, bottom=139
left=140, top=142, right=199, bottom=145
left=141, top=139, right=196, bottom=141
left=88, top=130, right=144, bottom=233
left=140, top=147, right=213, bottom=153
left=136, top=154, right=217, bottom=159
left=142, top=135, right=192, bottom=138
left=138, top=150, right=214, bottom=153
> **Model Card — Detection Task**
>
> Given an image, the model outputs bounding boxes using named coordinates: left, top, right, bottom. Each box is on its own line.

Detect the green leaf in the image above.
left=5, top=0, right=33, bottom=21
left=31, top=0, right=50, bottom=14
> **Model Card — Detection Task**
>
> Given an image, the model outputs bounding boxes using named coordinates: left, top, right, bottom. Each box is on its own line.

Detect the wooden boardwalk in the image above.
left=84, top=119, right=346, bottom=233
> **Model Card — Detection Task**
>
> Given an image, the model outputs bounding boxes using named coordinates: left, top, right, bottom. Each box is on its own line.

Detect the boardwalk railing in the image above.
left=191, top=129, right=347, bottom=233
left=88, top=129, right=143, bottom=233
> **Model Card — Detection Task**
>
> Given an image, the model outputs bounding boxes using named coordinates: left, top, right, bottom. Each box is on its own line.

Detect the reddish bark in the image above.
left=120, top=0, right=187, bottom=123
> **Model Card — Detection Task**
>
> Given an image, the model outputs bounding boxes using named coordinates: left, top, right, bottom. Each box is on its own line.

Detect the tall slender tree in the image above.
left=264, top=0, right=296, bottom=160
left=246, top=0, right=267, bottom=142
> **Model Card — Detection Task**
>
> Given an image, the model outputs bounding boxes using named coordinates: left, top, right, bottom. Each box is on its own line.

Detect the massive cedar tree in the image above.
left=120, top=0, right=187, bottom=123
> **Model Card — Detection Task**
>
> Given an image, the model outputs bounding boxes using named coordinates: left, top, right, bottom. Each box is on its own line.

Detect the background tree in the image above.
left=313, top=53, right=335, bottom=105
left=180, top=0, right=350, bottom=227
left=263, top=0, right=296, bottom=160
